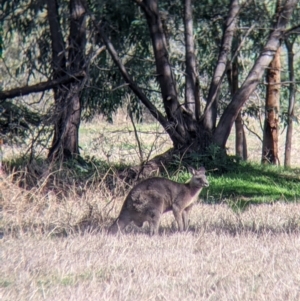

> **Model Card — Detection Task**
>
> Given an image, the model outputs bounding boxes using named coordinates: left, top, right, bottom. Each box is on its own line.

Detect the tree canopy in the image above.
left=1, top=0, right=300, bottom=166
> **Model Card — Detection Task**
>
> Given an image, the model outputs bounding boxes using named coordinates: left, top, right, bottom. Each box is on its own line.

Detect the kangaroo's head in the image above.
left=188, top=166, right=209, bottom=188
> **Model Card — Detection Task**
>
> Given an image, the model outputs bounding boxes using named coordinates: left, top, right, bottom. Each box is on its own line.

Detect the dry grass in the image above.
left=79, top=116, right=172, bottom=165
left=1, top=173, right=300, bottom=301
left=2, top=230, right=300, bottom=301
left=1, top=116, right=300, bottom=300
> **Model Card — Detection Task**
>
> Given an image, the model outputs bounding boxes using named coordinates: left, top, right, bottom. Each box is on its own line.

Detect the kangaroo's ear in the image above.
left=187, top=166, right=196, bottom=175
left=198, top=166, right=206, bottom=173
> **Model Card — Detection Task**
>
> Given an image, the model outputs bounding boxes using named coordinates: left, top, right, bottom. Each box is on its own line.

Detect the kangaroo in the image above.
left=108, top=166, right=209, bottom=235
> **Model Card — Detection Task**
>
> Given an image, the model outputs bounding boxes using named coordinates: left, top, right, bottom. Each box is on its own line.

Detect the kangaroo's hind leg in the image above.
left=147, top=209, right=162, bottom=236
left=108, top=213, right=131, bottom=234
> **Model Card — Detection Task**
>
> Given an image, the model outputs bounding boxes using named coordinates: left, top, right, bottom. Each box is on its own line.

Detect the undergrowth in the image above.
left=2, top=155, right=299, bottom=216
left=0, top=146, right=299, bottom=239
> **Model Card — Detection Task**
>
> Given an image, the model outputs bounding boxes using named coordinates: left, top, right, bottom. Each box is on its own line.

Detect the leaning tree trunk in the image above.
left=202, top=0, right=239, bottom=132
left=47, top=0, right=86, bottom=160
left=99, top=0, right=296, bottom=161
left=261, top=47, right=281, bottom=165
left=284, top=38, right=296, bottom=167
left=137, top=0, right=240, bottom=151
left=213, top=0, right=296, bottom=148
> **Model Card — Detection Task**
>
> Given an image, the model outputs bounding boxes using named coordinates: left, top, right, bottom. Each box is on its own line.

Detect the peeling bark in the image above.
left=262, top=47, right=281, bottom=165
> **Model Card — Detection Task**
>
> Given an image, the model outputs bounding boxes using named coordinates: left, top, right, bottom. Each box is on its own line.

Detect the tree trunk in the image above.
left=139, top=0, right=188, bottom=145
left=202, top=0, right=239, bottom=131
left=184, top=0, right=200, bottom=121
left=261, top=47, right=281, bottom=165
left=98, top=25, right=186, bottom=146
left=284, top=38, right=296, bottom=167
left=235, top=112, right=247, bottom=160
left=47, top=0, right=87, bottom=160
left=227, top=54, right=247, bottom=160
left=100, top=0, right=296, bottom=160
left=46, top=0, right=66, bottom=79
left=213, top=0, right=296, bottom=148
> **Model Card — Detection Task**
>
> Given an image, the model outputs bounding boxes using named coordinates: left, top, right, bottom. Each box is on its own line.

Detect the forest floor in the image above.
left=1, top=115, right=300, bottom=300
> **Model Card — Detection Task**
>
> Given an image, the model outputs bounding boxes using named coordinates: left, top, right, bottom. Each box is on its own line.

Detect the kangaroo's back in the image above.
left=128, top=177, right=185, bottom=209
left=108, top=166, right=209, bottom=235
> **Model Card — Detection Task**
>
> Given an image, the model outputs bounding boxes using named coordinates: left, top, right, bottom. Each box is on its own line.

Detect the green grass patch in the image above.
left=144, top=162, right=300, bottom=208
left=205, top=163, right=300, bottom=205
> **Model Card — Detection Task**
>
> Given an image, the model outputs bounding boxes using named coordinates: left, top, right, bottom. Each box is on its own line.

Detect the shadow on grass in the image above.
left=2, top=216, right=300, bottom=238
left=204, top=163, right=300, bottom=209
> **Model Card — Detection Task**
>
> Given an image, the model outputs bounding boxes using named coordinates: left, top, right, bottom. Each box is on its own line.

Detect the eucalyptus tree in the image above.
left=1, top=0, right=137, bottom=160
left=97, top=0, right=298, bottom=159
left=1, top=0, right=90, bottom=159
left=262, top=46, right=281, bottom=165
left=1, top=0, right=299, bottom=167
left=261, top=0, right=283, bottom=165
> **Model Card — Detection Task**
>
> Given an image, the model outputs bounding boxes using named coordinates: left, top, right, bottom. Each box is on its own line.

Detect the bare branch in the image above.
left=0, top=71, right=85, bottom=101
left=285, top=24, right=300, bottom=36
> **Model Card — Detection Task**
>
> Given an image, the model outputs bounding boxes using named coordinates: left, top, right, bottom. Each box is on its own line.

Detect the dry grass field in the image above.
left=1, top=115, right=300, bottom=300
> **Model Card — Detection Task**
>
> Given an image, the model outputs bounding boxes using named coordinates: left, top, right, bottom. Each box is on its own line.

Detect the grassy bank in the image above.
left=205, top=163, right=300, bottom=206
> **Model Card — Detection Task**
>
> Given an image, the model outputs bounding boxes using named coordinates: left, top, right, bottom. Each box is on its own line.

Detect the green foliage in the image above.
left=0, top=100, right=43, bottom=143
left=2, top=0, right=300, bottom=163
left=158, top=161, right=300, bottom=212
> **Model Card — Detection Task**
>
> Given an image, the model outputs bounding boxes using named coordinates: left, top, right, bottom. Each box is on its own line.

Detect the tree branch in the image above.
left=0, top=71, right=85, bottom=101
left=202, top=0, right=240, bottom=131
left=97, top=24, right=185, bottom=145
left=285, top=24, right=300, bottom=36
left=214, top=0, right=297, bottom=147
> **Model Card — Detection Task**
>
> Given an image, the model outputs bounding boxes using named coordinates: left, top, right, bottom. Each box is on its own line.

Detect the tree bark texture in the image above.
left=261, top=47, right=281, bottom=164
left=47, top=0, right=87, bottom=160
left=46, top=0, right=66, bottom=78
left=284, top=39, right=296, bottom=167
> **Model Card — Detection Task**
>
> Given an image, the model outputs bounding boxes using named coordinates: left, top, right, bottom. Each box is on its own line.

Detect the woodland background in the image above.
left=1, top=1, right=300, bottom=300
